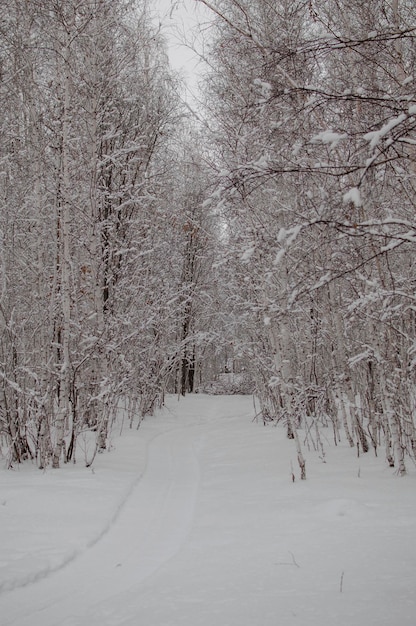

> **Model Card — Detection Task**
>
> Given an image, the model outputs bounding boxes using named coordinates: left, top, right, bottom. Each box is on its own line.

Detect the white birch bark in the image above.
left=87, top=35, right=107, bottom=453
left=52, top=25, right=73, bottom=469
left=378, top=367, right=406, bottom=474
left=268, top=318, right=306, bottom=480
left=328, top=282, right=355, bottom=447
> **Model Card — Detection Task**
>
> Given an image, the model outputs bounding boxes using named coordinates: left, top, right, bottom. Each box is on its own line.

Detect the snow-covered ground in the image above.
left=0, top=394, right=415, bottom=626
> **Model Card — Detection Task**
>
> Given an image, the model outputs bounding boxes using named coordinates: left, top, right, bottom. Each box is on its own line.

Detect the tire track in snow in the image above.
left=1, top=423, right=202, bottom=626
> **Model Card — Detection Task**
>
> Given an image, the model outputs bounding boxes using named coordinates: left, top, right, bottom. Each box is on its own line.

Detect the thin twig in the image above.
left=289, top=551, right=300, bottom=568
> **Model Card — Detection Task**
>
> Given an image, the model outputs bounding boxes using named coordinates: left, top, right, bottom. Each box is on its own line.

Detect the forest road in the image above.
left=1, top=421, right=203, bottom=626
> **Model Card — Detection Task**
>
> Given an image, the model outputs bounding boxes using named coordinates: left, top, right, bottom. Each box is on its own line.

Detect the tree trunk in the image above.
left=53, top=32, right=72, bottom=469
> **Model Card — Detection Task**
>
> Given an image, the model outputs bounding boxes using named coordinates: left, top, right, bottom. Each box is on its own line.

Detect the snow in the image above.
left=277, top=227, right=288, bottom=243
left=1, top=394, right=415, bottom=626
left=277, top=225, right=302, bottom=246
left=251, top=155, right=269, bottom=170
left=310, top=271, right=332, bottom=291
left=311, top=130, right=348, bottom=150
left=274, top=248, right=286, bottom=265
left=363, top=113, right=407, bottom=149
left=343, top=186, right=362, bottom=208
left=253, top=78, right=272, bottom=101
left=240, top=246, right=255, bottom=263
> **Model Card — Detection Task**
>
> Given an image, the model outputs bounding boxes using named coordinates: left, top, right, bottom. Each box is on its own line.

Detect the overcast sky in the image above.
left=153, top=0, right=211, bottom=99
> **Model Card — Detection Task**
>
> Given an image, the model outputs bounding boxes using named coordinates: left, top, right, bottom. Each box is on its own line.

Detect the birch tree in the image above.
left=0, top=0, right=185, bottom=467
left=198, top=0, right=416, bottom=473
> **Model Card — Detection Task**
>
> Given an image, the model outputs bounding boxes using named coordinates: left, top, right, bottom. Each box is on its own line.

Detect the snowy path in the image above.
left=1, top=394, right=416, bottom=626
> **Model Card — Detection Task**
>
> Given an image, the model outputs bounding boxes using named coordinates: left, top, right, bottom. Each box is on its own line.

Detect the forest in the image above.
left=1, top=0, right=415, bottom=477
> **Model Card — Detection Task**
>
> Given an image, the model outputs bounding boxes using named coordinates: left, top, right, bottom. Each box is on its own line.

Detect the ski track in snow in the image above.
left=1, top=421, right=204, bottom=626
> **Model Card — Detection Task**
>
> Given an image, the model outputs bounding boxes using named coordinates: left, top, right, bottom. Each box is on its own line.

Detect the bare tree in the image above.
left=198, top=0, right=416, bottom=473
